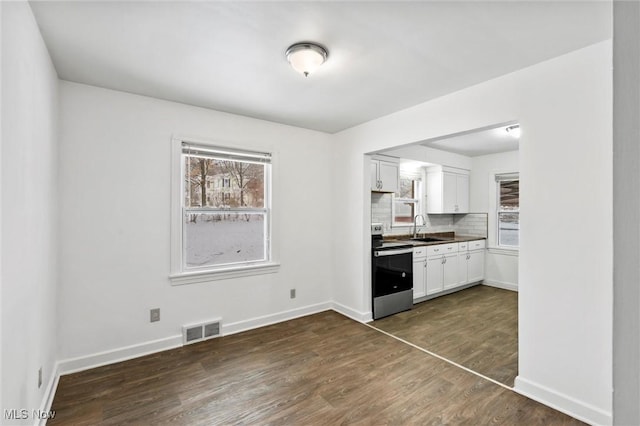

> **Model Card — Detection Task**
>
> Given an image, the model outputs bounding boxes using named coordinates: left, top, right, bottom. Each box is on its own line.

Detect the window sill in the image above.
left=487, top=247, right=519, bottom=256
left=169, top=262, right=280, bottom=286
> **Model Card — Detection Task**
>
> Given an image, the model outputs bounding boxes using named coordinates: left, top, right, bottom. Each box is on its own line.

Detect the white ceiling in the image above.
left=29, top=1, right=611, bottom=133
left=421, top=124, right=520, bottom=157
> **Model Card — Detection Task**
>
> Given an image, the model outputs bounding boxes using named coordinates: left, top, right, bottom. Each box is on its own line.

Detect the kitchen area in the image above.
left=368, top=123, right=520, bottom=387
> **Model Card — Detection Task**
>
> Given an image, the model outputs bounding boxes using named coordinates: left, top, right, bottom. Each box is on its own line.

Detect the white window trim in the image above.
left=169, top=136, right=280, bottom=285
left=489, top=170, right=519, bottom=252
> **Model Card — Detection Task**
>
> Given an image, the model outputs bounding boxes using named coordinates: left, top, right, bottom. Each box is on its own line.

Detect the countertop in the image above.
left=384, top=232, right=486, bottom=247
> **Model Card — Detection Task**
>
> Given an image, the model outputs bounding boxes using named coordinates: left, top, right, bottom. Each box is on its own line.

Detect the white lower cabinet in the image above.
left=467, top=250, right=485, bottom=283
left=413, top=239, right=486, bottom=301
left=427, top=253, right=458, bottom=293
left=425, top=243, right=459, bottom=294
left=457, top=240, right=486, bottom=285
left=413, top=247, right=427, bottom=300
left=426, top=256, right=444, bottom=295
left=442, top=253, right=459, bottom=290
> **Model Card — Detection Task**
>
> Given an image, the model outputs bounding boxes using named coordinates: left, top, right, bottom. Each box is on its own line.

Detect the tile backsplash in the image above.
left=452, top=214, right=488, bottom=237
left=371, top=192, right=487, bottom=237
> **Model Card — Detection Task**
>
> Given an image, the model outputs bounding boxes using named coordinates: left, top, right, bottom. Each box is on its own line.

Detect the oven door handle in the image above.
left=374, top=248, right=413, bottom=257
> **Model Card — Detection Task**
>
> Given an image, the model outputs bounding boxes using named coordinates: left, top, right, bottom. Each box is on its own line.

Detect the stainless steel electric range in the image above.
left=371, top=223, right=413, bottom=320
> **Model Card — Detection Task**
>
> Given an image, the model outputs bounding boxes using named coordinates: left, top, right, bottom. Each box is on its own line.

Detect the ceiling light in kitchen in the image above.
left=285, top=42, right=328, bottom=77
left=505, top=125, right=521, bottom=138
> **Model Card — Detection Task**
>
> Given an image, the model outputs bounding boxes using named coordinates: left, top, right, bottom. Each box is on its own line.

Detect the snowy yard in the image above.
left=499, top=221, right=519, bottom=247
left=184, top=214, right=265, bottom=268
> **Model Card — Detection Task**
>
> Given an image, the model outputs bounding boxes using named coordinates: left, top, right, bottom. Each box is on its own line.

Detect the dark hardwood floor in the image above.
left=49, top=310, right=581, bottom=425
left=372, top=285, right=518, bottom=387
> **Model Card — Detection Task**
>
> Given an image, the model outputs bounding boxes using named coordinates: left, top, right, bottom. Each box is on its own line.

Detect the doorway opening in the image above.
left=366, top=122, right=520, bottom=387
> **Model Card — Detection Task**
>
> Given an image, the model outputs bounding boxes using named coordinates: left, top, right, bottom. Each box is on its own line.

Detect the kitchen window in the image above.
left=496, top=173, right=519, bottom=248
left=170, top=139, right=279, bottom=284
left=392, top=171, right=422, bottom=226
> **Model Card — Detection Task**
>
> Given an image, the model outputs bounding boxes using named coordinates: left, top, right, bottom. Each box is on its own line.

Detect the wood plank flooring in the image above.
left=49, top=310, right=581, bottom=425
left=372, top=285, right=518, bottom=387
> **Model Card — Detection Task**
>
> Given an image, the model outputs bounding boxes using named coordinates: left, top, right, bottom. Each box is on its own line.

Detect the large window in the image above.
left=171, top=140, right=276, bottom=283
left=496, top=174, right=519, bottom=247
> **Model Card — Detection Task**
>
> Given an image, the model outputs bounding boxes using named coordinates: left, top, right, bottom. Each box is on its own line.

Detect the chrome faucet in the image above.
left=413, top=214, right=426, bottom=238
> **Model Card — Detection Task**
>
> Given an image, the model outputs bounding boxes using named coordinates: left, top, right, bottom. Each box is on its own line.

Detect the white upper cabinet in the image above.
left=370, top=156, right=399, bottom=193
left=426, top=166, right=470, bottom=214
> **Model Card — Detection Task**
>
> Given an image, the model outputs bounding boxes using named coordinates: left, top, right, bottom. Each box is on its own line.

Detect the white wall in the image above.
left=332, top=41, right=612, bottom=425
left=57, top=82, right=334, bottom=365
left=1, top=1, right=4, bottom=417
left=469, top=150, right=519, bottom=214
left=470, top=150, right=519, bottom=290
left=381, top=144, right=472, bottom=170
left=612, top=2, right=640, bottom=424
left=1, top=2, right=59, bottom=422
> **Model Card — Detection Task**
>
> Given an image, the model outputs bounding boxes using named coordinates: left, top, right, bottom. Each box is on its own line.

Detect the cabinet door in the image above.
left=370, top=161, right=380, bottom=190
left=458, top=252, right=468, bottom=285
left=442, top=253, right=459, bottom=289
left=426, top=172, right=443, bottom=213
left=442, top=172, right=457, bottom=213
left=378, top=161, right=399, bottom=193
left=413, top=259, right=426, bottom=300
left=456, top=174, right=469, bottom=213
left=426, top=257, right=444, bottom=295
left=467, top=250, right=485, bottom=283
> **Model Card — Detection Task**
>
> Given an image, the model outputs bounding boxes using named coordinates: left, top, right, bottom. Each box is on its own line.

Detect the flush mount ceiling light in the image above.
left=505, top=124, right=521, bottom=138
left=285, top=42, right=328, bottom=77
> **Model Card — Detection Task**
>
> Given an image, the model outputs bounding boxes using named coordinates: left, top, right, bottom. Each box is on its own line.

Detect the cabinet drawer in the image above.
left=458, top=242, right=468, bottom=251
left=468, top=240, right=486, bottom=250
left=413, top=247, right=426, bottom=258
left=427, top=243, right=458, bottom=257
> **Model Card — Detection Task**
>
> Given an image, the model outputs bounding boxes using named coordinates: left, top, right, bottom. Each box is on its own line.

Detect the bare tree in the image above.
left=185, top=157, right=214, bottom=223
left=220, top=161, right=263, bottom=207
left=198, top=158, right=208, bottom=206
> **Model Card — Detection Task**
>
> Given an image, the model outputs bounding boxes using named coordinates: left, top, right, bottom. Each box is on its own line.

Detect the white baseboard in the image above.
left=514, top=376, right=612, bottom=426
left=57, top=335, right=183, bottom=376
left=222, top=302, right=332, bottom=336
left=331, top=301, right=372, bottom=323
left=36, top=363, right=60, bottom=426
left=56, top=302, right=333, bottom=378
left=482, top=279, right=518, bottom=292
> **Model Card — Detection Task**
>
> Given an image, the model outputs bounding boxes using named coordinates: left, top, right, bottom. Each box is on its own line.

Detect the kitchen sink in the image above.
left=410, top=237, right=451, bottom=243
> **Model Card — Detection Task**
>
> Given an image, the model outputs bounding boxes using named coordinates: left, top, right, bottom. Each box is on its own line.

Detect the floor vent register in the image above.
left=182, top=318, right=222, bottom=345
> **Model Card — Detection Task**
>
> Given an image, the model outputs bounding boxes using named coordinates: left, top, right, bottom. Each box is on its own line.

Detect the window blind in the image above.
left=182, top=142, right=271, bottom=164
left=495, top=172, right=519, bottom=182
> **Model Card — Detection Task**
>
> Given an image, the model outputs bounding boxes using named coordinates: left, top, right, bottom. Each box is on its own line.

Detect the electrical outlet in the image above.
left=38, top=367, right=42, bottom=388
left=150, top=308, right=160, bottom=322
left=290, top=289, right=296, bottom=299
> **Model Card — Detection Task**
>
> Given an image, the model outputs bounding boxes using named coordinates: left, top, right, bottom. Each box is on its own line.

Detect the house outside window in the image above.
left=393, top=169, right=422, bottom=226
left=170, top=139, right=279, bottom=284
left=496, top=173, right=519, bottom=247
